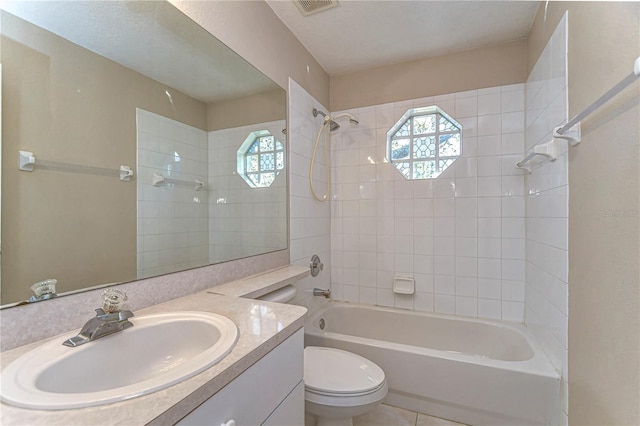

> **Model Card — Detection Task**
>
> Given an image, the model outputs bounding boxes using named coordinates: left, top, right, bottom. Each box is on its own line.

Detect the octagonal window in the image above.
left=387, top=106, right=462, bottom=179
left=237, top=130, right=284, bottom=188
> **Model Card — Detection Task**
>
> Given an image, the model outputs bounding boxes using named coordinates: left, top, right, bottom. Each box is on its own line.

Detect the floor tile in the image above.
left=305, top=412, right=317, bottom=426
left=416, top=412, right=468, bottom=426
left=353, top=404, right=418, bottom=426
left=306, top=403, right=467, bottom=426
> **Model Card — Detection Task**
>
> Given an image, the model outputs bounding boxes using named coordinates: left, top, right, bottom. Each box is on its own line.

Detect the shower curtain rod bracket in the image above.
left=553, top=122, right=581, bottom=146
left=515, top=138, right=558, bottom=173
left=18, top=150, right=36, bottom=172
left=119, top=166, right=134, bottom=181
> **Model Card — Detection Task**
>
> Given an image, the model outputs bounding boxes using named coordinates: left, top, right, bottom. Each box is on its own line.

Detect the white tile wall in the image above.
left=288, top=79, right=332, bottom=310
left=524, top=13, right=569, bottom=425
left=136, top=109, right=209, bottom=279
left=329, top=84, right=527, bottom=322
left=137, top=109, right=286, bottom=280
left=208, top=121, right=287, bottom=264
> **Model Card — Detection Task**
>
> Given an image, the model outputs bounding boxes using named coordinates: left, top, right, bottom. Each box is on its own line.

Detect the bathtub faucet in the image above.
left=313, top=288, right=331, bottom=298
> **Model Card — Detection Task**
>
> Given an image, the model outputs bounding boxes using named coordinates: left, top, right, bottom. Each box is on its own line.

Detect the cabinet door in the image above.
left=177, top=329, right=303, bottom=426
left=262, top=381, right=304, bottom=426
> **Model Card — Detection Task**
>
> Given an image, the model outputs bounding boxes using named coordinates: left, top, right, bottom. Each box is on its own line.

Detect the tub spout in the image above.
left=313, top=288, right=331, bottom=298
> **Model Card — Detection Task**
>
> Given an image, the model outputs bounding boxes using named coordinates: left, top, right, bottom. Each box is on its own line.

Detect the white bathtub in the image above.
left=304, top=302, right=559, bottom=426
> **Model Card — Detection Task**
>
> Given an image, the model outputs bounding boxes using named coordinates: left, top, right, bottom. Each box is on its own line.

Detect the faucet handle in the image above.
left=101, top=288, right=128, bottom=313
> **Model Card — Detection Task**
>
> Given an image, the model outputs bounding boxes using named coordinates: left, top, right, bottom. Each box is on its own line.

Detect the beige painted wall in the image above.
left=170, top=0, right=330, bottom=109
left=1, top=13, right=207, bottom=304
left=207, top=89, right=286, bottom=131
left=330, top=40, right=528, bottom=111
left=528, top=3, right=639, bottom=424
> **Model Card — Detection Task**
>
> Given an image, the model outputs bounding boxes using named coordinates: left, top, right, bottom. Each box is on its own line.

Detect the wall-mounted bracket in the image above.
left=554, top=123, right=581, bottom=146
left=119, top=166, right=134, bottom=181
left=18, top=150, right=36, bottom=171
left=152, top=173, right=165, bottom=187
left=152, top=173, right=205, bottom=191
left=515, top=138, right=558, bottom=173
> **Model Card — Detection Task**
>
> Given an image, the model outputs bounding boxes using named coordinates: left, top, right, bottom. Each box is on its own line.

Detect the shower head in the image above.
left=332, top=112, right=359, bottom=128
left=313, top=108, right=340, bottom=131
left=312, top=108, right=359, bottom=132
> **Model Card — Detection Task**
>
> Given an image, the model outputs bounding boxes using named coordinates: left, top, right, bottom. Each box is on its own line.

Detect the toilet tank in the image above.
left=257, top=285, right=297, bottom=303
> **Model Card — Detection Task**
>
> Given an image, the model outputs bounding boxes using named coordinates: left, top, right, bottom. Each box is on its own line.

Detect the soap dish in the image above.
left=393, top=277, right=415, bottom=295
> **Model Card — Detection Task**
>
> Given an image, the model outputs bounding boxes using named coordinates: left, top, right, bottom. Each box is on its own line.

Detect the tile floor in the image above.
left=306, top=404, right=468, bottom=426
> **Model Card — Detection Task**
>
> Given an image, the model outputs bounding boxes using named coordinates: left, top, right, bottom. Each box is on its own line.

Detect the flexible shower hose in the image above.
left=309, top=116, right=332, bottom=202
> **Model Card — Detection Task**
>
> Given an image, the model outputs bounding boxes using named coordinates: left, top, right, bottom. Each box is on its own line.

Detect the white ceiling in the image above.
left=266, top=0, right=540, bottom=76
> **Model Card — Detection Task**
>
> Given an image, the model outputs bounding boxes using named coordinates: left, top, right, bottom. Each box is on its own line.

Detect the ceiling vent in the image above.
left=294, top=0, right=338, bottom=17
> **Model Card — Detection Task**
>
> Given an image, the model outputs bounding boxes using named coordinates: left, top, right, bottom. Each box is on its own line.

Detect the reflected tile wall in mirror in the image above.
left=0, top=1, right=287, bottom=306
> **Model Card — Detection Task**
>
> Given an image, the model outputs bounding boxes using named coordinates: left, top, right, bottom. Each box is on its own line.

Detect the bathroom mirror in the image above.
left=0, top=1, right=287, bottom=307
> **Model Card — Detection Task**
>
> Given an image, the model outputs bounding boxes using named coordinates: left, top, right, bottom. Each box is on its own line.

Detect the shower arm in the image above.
left=312, top=108, right=327, bottom=119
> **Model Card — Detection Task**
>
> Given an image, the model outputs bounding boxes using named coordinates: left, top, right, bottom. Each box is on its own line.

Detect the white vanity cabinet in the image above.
left=177, top=329, right=304, bottom=426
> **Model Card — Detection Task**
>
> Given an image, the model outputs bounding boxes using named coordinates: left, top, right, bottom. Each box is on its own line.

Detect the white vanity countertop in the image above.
left=209, top=264, right=310, bottom=299
left=0, top=292, right=307, bottom=425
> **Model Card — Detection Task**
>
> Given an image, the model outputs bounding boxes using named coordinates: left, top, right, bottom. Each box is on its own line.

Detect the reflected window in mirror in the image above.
left=237, top=131, right=285, bottom=188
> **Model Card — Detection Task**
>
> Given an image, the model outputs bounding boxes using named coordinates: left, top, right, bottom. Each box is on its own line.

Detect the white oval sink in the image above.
left=0, top=311, right=238, bottom=410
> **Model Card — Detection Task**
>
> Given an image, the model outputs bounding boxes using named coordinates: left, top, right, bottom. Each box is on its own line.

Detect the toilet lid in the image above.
left=304, top=346, right=385, bottom=395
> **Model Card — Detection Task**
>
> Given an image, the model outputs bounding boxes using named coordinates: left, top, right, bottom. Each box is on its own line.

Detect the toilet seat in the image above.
left=304, top=346, right=386, bottom=397
left=305, top=381, right=387, bottom=399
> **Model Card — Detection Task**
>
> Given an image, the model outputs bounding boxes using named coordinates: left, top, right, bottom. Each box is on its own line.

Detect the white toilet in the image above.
left=304, top=345, right=388, bottom=426
left=258, top=285, right=388, bottom=426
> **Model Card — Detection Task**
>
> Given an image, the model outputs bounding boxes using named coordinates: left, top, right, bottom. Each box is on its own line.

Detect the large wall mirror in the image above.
left=0, top=1, right=288, bottom=307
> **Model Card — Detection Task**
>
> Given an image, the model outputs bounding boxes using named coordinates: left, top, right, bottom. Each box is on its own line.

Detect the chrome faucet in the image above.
left=313, top=288, right=331, bottom=298
left=63, top=289, right=134, bottom=347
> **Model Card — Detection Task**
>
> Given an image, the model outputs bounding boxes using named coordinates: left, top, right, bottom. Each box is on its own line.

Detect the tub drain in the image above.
left=319, top=318, right=325, bottom=330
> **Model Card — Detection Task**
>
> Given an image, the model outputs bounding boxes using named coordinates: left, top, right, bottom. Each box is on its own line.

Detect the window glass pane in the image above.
left=439, top=115, right=458, bottom=132
left=248, top=173, right=260, bottom=186
left=395, top=119, right=411, bottom=137
left=276, top=152, right=284, bottom=170
left=413, top=114, right=436, bottom=134
left=439, top=158, right=455, bottom=171
left=246, top=155, right=259, bottom=172
left=247, top=140, right=259, bottom=154
left=260, top=153, right=275, bottom=171
left=391, top=138, right=410, bottom=160
left=439, top=134, right=461, bottom=156
left=397, top=162, right=411, bottom=179
left=260, top=136, right=274, bottom=152
left=276, top=140, right=284, bottom=151
left=413, top=160, right=437, bottom=179
left=261, top=172, right=275, bottom=187
left=413, top=136, right=436, bottom=159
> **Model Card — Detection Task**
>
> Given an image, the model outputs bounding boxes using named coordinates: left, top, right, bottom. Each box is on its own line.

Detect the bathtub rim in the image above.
left=304, top=301, right=559, bottom=379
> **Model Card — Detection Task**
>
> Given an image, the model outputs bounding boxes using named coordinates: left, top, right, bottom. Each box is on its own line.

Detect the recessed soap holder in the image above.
left=393, top=276, right=415, bottom=295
